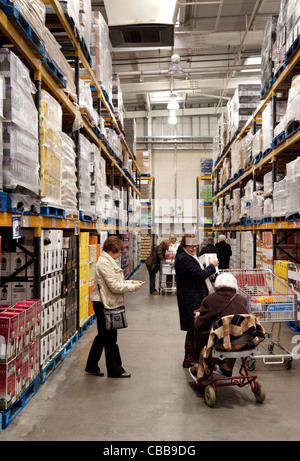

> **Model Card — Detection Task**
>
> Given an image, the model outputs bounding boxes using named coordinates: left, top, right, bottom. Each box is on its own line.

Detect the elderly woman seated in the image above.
left=193, top=272, right=250, bottom=377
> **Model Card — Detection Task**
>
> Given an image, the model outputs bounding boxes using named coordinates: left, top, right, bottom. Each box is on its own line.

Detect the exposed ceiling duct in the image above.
left=103, top=0, right=179, bottom=47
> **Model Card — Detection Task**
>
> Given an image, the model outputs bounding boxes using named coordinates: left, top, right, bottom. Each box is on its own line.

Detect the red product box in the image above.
left=8, top=308, right=26, bottom=353
left=15, top=351, right=23, bottom=397
left=0, top=312, right=19, bottom=362
left=0, top=358, right=16, bottom=410
left=25, top=299, right=42, bottom=338
left=14, top=301, right=36, bottom=343
left=22, top=346, right=29, bottom=390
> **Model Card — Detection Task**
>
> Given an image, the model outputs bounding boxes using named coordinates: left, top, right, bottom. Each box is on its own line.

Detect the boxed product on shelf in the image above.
left=79, top=0, right=92, bottom=53
left=272, top=177, right=287, bottom=217
left=260, top=16, right=277, bottom=90
left=89, top=10, right=112, bottom=101
left=40, top=90, right=63, bottom=207
left=273, top=0, right=289, bottom=74
left=286, top=156, right=300, bottom=217
left=228, top=84, right=261, bottom=139
left=286, top=0, right=300, bottom=49
left=285, top=75, right=300, bottom=131
left=61, top=132, right=78, bottom=215
left=124, top=118, right=136, bottom=158
left=200, top=158, right=213, bottom=175
left=79, top=134, right=93, bottom=217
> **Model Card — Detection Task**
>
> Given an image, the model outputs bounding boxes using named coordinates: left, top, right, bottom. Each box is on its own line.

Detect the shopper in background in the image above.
left=166, top=235, right=180, bottom=288
left=215, top=234, right=232, bottom=269
left=145, top=240, right=170, bottom=294
left=85, top=236, right=142, bottom=378
left=175, top=233, right=218, bottom=368
left=192, top=272, right=249, bottom=377
left=198, top=237, right=220, bottom=259
left=168, top=234, right=180, bottom=254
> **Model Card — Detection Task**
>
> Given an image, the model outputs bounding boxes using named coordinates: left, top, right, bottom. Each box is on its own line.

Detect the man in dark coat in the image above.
left=198, top=237, right=220, bottom=259
left=193, top=272, right=248, bottom=376
left=215, top=234, right=232, bottom=269
left=175, top=233, right=218, bottom=367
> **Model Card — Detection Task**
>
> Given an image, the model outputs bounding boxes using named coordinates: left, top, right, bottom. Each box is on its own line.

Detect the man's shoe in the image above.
left=150, top=291, right=160, bottom=295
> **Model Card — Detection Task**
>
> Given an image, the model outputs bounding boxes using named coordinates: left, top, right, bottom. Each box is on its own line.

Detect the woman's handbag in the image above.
left=103, top=305, right=128, bottom=330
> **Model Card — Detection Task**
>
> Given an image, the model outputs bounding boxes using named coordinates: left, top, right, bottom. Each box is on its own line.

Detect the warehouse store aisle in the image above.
left=0, top=264, right=300, bottom=442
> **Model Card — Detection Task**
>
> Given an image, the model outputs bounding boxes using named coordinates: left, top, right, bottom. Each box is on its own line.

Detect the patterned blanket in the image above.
left=197, top=314, right=265, bottom=379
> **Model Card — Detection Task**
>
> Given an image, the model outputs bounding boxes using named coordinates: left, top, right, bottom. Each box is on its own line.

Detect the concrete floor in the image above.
left=1, top=263, right=300, bottom=442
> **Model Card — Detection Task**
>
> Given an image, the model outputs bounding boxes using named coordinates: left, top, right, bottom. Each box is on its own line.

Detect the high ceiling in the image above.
left=91, top=0, right=281, bottom=115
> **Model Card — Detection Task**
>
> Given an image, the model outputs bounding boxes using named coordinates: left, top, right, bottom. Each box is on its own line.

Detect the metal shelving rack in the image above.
left=212, top=42, right=300, bottom=267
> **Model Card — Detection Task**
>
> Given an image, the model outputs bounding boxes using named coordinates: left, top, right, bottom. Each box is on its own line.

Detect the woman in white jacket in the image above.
left=85, top=236, right=142, bottom=378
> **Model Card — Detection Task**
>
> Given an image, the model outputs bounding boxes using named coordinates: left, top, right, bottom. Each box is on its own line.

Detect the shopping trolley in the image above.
left=221, top=269, right=298, bottom=369
left=159, top=255, right=176, bottom=295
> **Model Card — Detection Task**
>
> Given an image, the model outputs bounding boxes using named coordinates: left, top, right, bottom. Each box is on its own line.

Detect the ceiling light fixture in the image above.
left=168, top=110, right=177, bottom=125
left=167, top=92, right=180, bottom=110
left=168, top=54, right=185, bottom=75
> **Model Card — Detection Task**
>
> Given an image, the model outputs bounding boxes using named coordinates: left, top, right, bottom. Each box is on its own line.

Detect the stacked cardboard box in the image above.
left=79, top=232, right=89, bottom=326
left=62, top=236, right=78, bottom=343
left=40, top=230, right=64, bottom=366
left=136, top=150, right=151, bottom=176
left=0, top=49, right=39, bottom=197
left=140, top=234, right=152, bottom=261
left=0, top=299, right=41, bottom=410
left=40, top=90, right=63, bottom=207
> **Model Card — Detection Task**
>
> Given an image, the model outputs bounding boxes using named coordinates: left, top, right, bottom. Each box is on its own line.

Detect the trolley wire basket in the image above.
left=159, top=259, right=177, bottom=295
left=221, top=269, right=298, bottom=369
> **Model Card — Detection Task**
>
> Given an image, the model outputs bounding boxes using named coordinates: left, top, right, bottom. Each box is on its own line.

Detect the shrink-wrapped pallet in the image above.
left=78, top=134, right=93, bottom=216
left=0, top=50, right=39, bottom=195
left=61, top=133, right=78, bottom=214
left=272, top=178, right=287, bottom=217
left=285, top=157, right=300, bottom=218
left=260, top=16, right=277, bottom=90
left=40, top=90, right=63, bottom=206
left=285, top=75, right=300, bottom=131
left=89, top=11, right=112, bottom=100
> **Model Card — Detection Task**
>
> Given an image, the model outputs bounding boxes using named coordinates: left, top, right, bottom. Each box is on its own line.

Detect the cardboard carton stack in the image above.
left=0, top=299, right=41, bottom=410
left=40, top=230, right=64, bottom=367
left=62, top=236, right=78, bottom=343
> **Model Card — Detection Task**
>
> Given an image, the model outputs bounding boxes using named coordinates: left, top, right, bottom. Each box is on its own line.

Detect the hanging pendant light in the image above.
left=168, top=110, right=177, bottom=125
left=167, top=92, right=180, bottom=110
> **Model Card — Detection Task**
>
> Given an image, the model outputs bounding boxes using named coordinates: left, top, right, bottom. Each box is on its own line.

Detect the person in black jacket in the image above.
left=198, top=237, right=220, bottom=259
left=175, top=233, right=218, bottom=368
left=215, top=234, right=232, bottom=269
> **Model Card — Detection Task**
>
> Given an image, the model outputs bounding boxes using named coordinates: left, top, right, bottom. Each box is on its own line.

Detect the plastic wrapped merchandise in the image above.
left=272, top=178, right=287, bottom=217
left=242, top=130, right=253, bottom=167
left=286, top=0, right=300, bottom=50
left=286, top=157, right=300, bottom=218
left=250, top=191, right=264, bottom=220
left=263, top=171, right=273, bottom=197
left=262, top=101, right=273, bottom=155
left=40, top=90, right=63, bottom=206
left=79, top=79, right=95, bottom=121
left=10, top=0, right=46, bottom=40
left=61, top=133, right=78, bottom=214
left=45, top=0, right=81, bottom=38
left=263, top=197, right=273, bottom=217
left=90, top=11, right=112, bottom=99
left=285, top=75, right=300, bottom=131
left=80, top=0, right=92, bottom=52
left=0, top=49, right=38, bottom=138
left=274, top=0, right=289, bottom=74
left=261, top=16, right=278, bottom=90
left=78, top=134, right=93, bottom=216
left=252, top=128, right=263, bottom=159
left=231, top=139, right=242, bottom=177
left=232, top=188, right=241, bottom=223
